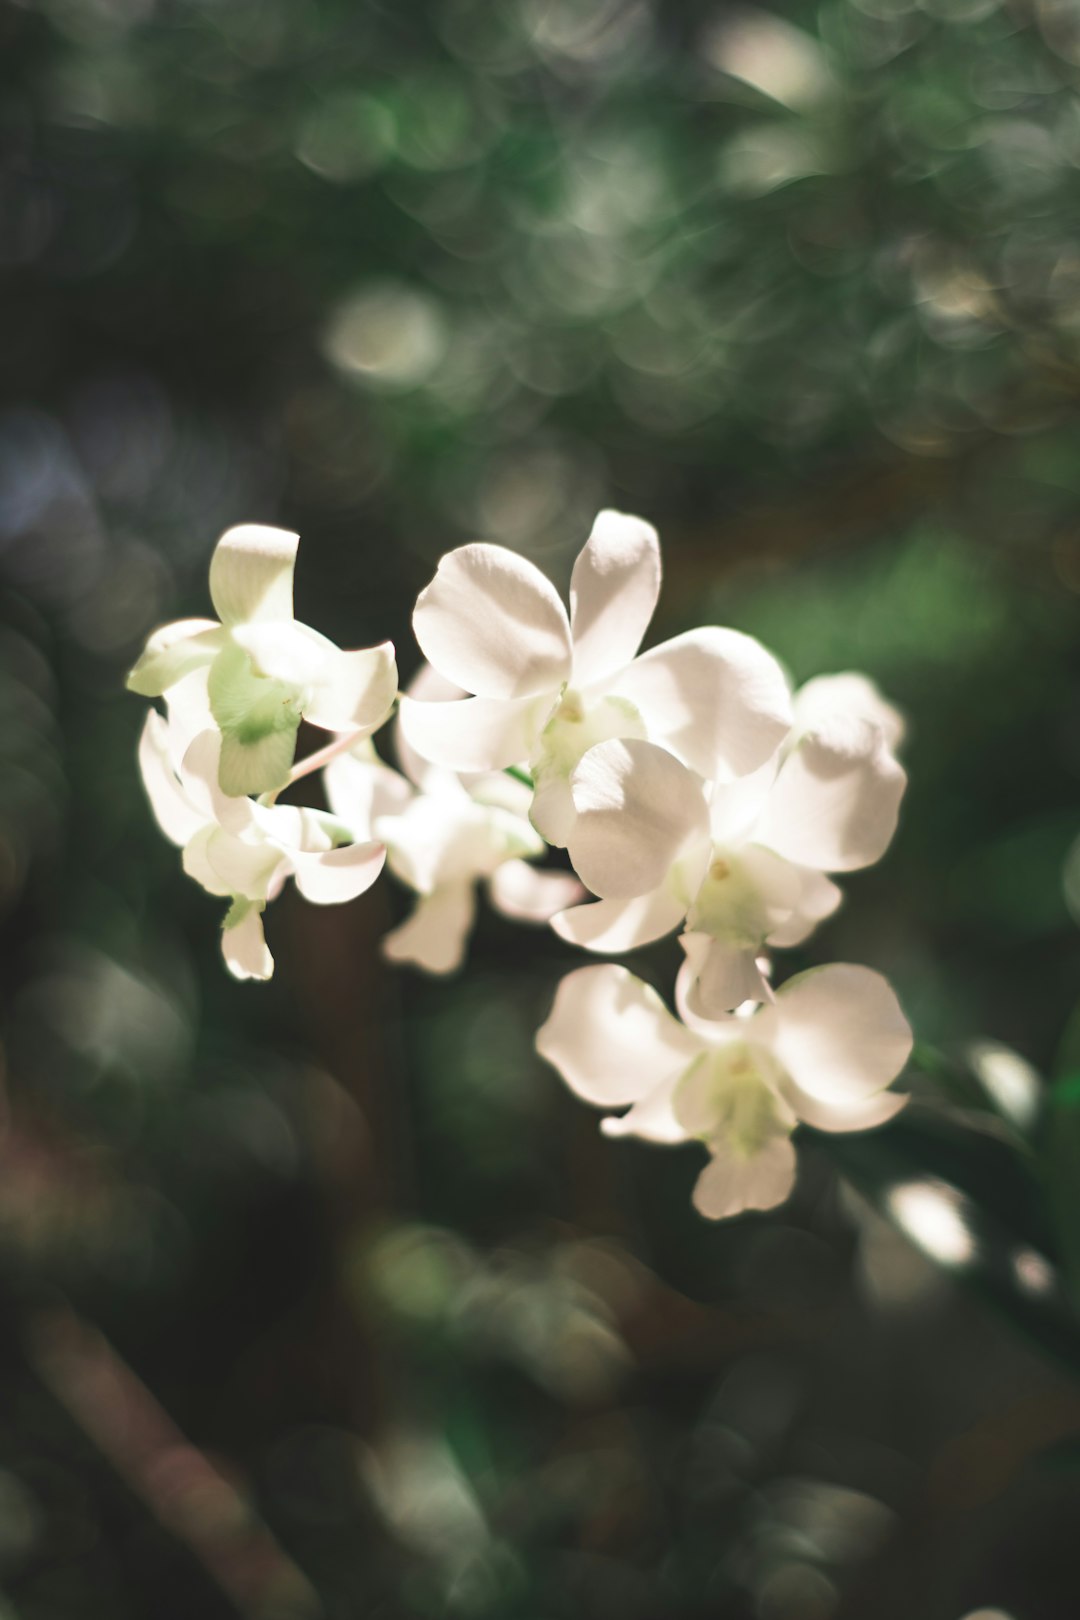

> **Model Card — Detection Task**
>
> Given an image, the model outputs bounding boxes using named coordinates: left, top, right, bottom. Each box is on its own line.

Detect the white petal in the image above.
left=208, top=523, right=298, bottom=627
left=613, top=627, right=792, bottom=781
left=601, top=1072, right=690, bottom=1144
left=377, top=795, right=485, bottom=893
left=162, top=668, right=215, bottom=754
left=785, top=1084, right=908, bottom=1134
left=304, top=642, right=398, bottom=734
left=290, top=841, right=386, bottom=905
left=768, top=869, right=843, bottom=947
left=393, top=663, right=470, bottom=793
left=382, top=884, right=476, bottom=974
left=758, top=717, right=906, bottom=873
left=182, top=826, right=232, bottom=897
left=566, top=739, right=710, bottom=900
left=222, top=906, right=274, bottom=981
left=201, top=827, right=286, bottom=901
left=324, top=746, right=414, bottom=840
left=677, top=931, right=770, bottom=1019
left=126, top=619, right=225, bottom=697
left=412, top=542, right=572, bottom=699
left=794, top=672, right=905, bottom=751
left=766, top=964, right=913, bottom=1108
left=487, top=860, right=584, bottom=922
left=536, top=965, right=700, bottom=1109
left=398, top=692, right=546, bottom=773
left=569, top=510, right=661, bottom=688
left=137, top=711, right=206, bottom=847
left=178, top=731, right=254, bottom=835
left=691, top=1137, right=797, bottom=1220
left=550, top=885, right=689, bottom=953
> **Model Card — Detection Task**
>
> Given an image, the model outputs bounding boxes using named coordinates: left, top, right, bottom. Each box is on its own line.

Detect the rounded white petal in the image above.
left=324, top=746, right=414, bottom=840
left=793, top=672, right=905, bottom=751
left=677, top=931, right=771, bottom=1019
left=487, top=860, right=584, bottom=922
left=178, top=731, right=254, bottom=835
left=784, top=1083, right=908, bottom=1134
left=569, top=510, right=661, bottom=688
left=398, top=691, right=546, bottom=773
left=378, top=795, right=490, bottom=893
left=208, top=524, right=298, bottom=627
left=413, top=542, right=572, bottom=699
left=382, top=884, right=476, bottom=974
left=601, top=1072, right=691, bottom=1144
left=758, top=717, right=906, bottom=873
left=766, top=964, right=913, bottom=1107
left=138, top=711, right=206, bottom=847
left=393, top=663, right=470, bottom=793
left=691, top=1137, right=797, bottom=1220
left=535, top=964, right=700, bottom=1109
left=304, top=641, right=398, bottom=734
left=222, top=906, right=274, bottom=981
left=768, top=868, right=843, bottom=948
left=550, top=886, right=689, bottom=953
left=613, top=627, right=792, bottom=781
left=290, top=840, right=386, bottom=905
left=126, top=619, right=225, bottom=697
left=201, top=826, right=286, bottom=901
left=566, top=738, right=710, bottom=900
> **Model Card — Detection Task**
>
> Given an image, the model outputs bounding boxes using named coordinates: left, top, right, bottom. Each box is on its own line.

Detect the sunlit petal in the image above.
left=413, top=542, right=572, bottom=699
left=535, top=964, right=700, bottom=1109
left=208, top=523, right=298, bottom=627
left=570, top=509, right=661, bottom=688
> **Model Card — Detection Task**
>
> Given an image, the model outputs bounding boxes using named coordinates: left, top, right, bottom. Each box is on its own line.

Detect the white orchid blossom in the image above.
left=554, top=674, right=906, bottom=1016
left=128, top=524, right=398, bottom=798
left=138, top=700, right=386, bottom=981
left=397, top=510, right=793, bottom=845
left=536, top=960, right=912, bottom=1220
left=325, top=730, right=582, bottom=975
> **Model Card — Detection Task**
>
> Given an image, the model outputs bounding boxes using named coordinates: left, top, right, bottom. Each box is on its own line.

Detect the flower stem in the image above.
left=505, top=765, right=534, bottom=789
left=287, top=729, right=364, bottom=787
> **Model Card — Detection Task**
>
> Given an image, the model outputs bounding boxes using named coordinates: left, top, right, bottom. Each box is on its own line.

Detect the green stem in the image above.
left=504, top=765, right=534, bottom=789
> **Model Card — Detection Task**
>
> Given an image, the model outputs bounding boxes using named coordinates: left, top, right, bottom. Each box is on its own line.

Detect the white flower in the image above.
left=138, top=698, right=386, bottom=981
left=554, top=673, right=906, bottom=1015
left=128, top=524, right=397, bottom=797
left=325, top=726, right=582, bottom=976
left=397, top=510, right=792, bottom=844
left=536, top=960, right=912, bottom=1220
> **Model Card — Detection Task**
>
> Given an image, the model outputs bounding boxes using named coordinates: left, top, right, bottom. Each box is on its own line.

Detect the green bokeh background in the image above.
left=3, top=0, right=1080, bottom=1615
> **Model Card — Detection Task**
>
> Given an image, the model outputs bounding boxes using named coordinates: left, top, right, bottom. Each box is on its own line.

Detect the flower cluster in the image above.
left=130, top=514, right=913, bottom=1219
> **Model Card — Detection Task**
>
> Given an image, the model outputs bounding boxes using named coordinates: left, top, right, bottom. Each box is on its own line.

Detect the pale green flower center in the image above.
left=674, top=1045, right=788, bottom=1160
left=687, top=846, right=770, bottom=948
left=530, top=689, right=646, bottom=788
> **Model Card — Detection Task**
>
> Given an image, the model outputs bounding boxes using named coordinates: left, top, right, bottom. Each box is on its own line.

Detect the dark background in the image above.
left=3, top=0, right=1080, bottom=1615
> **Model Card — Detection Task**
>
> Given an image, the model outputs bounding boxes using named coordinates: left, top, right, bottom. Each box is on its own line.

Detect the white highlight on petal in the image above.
left=398, top=691, right=545, bottom=774
left=412, top=542, right=572, bottom=699
left=488, top=860, right=583, bottom=922
left=768, top=964, right=913, bottom=1108
left=382, top=885, right=476, bottom=974
left=551, top=885, right=688, bottom=953
left=691, top=1137, right=797, bottom=1220
left=569, top=509, right=661, bottom=688
left=535, top=964, right=699, bottom=1109
left=567, top=738, right=710, bottom=900
left=222, top=906, right=274, bottom=981
left=614, top=626, right=792, bottom=781
left=759, top=715, right=906, bottom=873
left=208, top=524, right=298, bottom=627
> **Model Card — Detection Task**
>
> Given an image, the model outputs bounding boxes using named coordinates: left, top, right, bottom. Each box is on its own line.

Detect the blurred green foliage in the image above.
left=4, top=0, right=1080, bottom=1615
